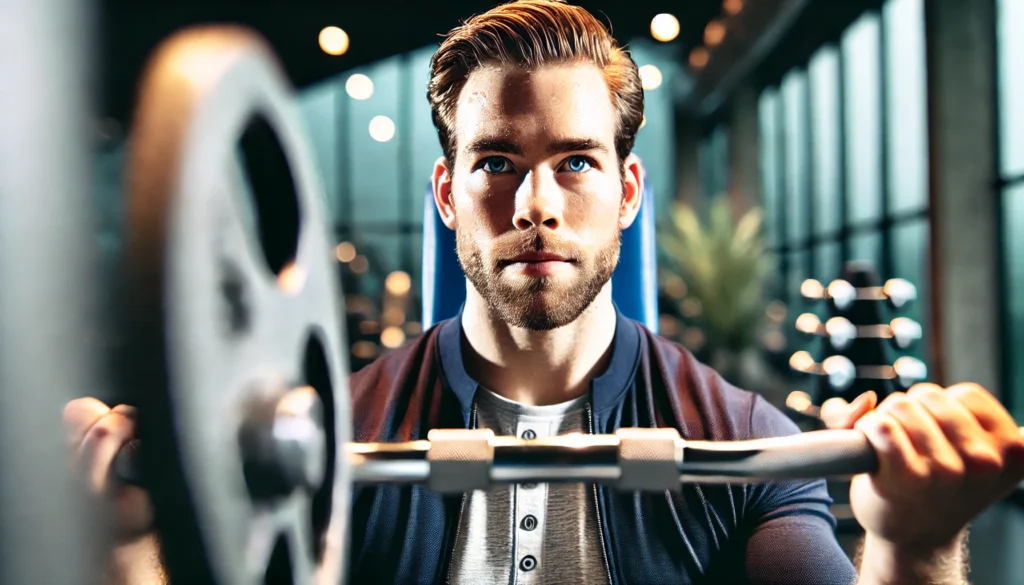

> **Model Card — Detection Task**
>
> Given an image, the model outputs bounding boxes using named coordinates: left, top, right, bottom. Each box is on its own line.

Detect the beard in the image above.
left=456, top=224, right=621, bottom=331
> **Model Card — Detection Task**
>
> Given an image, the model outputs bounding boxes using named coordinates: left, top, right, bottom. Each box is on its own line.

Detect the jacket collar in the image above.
left=436, top=304, right=642, bottom=422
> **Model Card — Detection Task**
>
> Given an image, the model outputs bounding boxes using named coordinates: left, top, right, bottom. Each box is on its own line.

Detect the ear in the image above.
left=431, top=156, right=457, bottom=230
left=618, top=153, right=644, bottom=230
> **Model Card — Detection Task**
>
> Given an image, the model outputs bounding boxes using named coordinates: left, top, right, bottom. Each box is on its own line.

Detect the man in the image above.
left=67, top=1, right=1024, bottom=584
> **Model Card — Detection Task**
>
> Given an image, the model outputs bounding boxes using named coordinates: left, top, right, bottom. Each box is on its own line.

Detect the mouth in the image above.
left=501, top=252, right=572, bottom=265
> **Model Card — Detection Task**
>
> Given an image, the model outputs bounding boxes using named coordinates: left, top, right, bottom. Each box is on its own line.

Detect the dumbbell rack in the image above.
left=786, top=261, right=926, bottom=531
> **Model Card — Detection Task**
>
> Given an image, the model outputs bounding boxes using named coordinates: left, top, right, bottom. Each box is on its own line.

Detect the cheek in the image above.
left=564, top=191, right=622, bottom=234
left=455, top=183, right=515, bottom=233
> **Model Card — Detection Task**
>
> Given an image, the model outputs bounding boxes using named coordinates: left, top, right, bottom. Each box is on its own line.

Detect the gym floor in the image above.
left=835, top=502, right=1024, bottom=584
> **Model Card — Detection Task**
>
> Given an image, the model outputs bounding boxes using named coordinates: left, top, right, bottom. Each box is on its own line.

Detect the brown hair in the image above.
left=428, top=0, right=644, bottom=167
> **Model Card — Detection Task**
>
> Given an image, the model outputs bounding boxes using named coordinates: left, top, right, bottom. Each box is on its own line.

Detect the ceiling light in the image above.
left=319, top=26, right=349, bottom=56
left=650, top=14, right=680, bottom=42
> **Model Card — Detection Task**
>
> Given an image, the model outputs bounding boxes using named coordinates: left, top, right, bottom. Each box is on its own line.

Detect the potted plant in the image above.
left=657, top=197, right=777, bottom=389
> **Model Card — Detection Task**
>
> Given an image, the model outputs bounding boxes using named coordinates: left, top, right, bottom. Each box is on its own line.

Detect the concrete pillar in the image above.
left=728, top=83, right=763, bottom=212
left=925, top=0, right=1002, bottom=395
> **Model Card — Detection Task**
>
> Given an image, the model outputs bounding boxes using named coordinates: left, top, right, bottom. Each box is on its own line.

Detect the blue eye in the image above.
left=564, top=156, right=592, bottom=173
left=482, top=157, right=511, bottom=174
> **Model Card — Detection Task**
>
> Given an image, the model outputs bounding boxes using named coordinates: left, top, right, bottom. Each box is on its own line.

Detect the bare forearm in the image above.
left=855, top=532, right=969, bottom=585
left=104, top=534, right=167, bottom=585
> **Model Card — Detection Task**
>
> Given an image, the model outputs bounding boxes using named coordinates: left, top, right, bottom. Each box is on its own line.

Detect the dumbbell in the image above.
left=800, top=278, right=917, bottom=311
left=789, top=351, right=928, bottom=393
left=795, top=313, right=924, bottom=350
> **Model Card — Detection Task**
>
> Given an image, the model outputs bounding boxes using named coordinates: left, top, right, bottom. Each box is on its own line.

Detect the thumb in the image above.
left=63, top=397, right=112, bottom=446
left=820, top=391, right=878, bottom=430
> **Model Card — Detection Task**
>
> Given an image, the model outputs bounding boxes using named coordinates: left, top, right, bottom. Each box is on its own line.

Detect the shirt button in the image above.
left=520, top=515, right=538, bottom=531
left=522, top=482, right=537, bottom=490
left=521, top=429, right=537, bottom=440
left=519, top=555, right=537, bottom=572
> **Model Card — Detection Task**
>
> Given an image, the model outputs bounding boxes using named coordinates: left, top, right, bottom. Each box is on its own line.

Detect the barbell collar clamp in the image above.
left=426, top=428, right=495, bottom=492
left=615, top=427, right=684, bottom=492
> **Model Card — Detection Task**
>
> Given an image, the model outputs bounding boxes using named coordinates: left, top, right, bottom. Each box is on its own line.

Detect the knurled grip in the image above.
left=426, top=428, right=495, bottom=492
left=615, top=427, right=683, bottom=492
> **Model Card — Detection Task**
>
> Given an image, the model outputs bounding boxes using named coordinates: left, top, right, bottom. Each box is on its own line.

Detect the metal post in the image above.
left=0, top=0, right=104, bottom=582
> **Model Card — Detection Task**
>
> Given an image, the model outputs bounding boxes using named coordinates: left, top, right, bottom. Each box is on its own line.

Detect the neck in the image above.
left=460, top=283, right=617, bottom=406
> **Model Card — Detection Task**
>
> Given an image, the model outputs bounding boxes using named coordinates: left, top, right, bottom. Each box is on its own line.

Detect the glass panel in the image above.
left=783, top=71, right=809, bottom=244
left=699, top=126, right=729, bottom=200
left=809, top=47, right=841, bottom=237
left=630, top=39, right=679, bottom=217
left=1003, top=186, right=1024, bottom=421
left=349, top=57, right=402, bottom=225
left=842, top=13, right=883, bottom=225
left=297, top=80, right=341, bottom=220
left=998, top=0, right=1024, bottom=176
left=884, top=0, right=929, bottom=214
left=759, top=89, right=781, bottom=248
left=813, top=240, right=843, bottom=321
left=849, top=230, right=883, bottom=269
left=787, top=250, right=810, bottom=350
left=890, top=218, right=931, bottom=364
left=631, top=40, right=679, bottom=218
left=814, top=240, right=843, bottom=283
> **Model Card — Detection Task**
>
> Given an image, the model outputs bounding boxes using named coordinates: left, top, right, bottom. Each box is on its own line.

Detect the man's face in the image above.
left=435, top=63, right=638, bottom=330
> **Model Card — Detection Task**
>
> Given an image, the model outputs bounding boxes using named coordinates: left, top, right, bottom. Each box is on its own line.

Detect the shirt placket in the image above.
left=512, top=418, right=555, bottom=584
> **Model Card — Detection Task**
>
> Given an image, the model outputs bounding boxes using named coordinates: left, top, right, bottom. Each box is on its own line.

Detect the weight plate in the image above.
left=123, top=26, right=351, bottom=585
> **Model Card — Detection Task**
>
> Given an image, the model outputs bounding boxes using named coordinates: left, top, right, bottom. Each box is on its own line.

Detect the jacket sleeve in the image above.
left=738, top=395, right=859, bottom=585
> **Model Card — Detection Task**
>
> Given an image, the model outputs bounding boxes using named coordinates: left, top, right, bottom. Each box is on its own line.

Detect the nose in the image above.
left=512, top=171, right=564, bottom=231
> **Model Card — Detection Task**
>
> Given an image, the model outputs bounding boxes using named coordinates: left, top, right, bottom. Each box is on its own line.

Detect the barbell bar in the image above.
left=114, top=25, right=1016, bottom=585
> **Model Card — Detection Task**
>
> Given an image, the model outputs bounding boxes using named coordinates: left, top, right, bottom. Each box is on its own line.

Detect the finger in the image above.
left=63, top=397, right=112, bottom=446
left=78, top=411, right=136, bottom=495
left=855, top=410, right=929, bottom=492
left=946, top=383, right=1024, bottom=486
left=909, top=384, right=1004, bottom=477
left=877, top=392, right=963, bottom=479
left=111, top=404, right=138, bottom=421
left=909, top=384, right=988, bottom=445
left=945, top=383, right=1019, bottom=439
left=821, top=391, right=877, bottom=430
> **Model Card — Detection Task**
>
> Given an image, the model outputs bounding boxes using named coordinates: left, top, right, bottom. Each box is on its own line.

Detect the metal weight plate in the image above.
left=123, top=26, right=351, bottom=585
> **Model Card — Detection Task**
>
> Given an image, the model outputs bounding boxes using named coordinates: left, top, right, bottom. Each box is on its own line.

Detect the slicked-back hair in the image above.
left=428, top=0, right=645, bottom=167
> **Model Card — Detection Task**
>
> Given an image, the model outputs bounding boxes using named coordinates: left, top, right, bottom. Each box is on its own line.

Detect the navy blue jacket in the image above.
left=347, top=311, right=858, bottom=584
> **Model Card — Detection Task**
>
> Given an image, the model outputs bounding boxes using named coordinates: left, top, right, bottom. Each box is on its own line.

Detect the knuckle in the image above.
left=904, top=460, right=932, bottom=489
left=1004, top=437, right=1024, bottom=467
left=878, top=394, right=915, bottom=419
left=929, top=455, right=966, bottom=482
left=947, top=382, right=988, bottom=401
left=908, top=384, right=944, bottom=402
left=83, top=414, right=132, bottom=446
left=874, top=415, right=898, bottom=439
left=962, top=443, right=1003, bottom=475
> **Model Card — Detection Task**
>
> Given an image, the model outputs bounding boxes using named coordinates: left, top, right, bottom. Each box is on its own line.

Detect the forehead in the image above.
left=454, top=63, right=617, bottom=151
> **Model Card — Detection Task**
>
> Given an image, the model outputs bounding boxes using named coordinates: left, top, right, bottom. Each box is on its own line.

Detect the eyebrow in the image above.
left=464, top=137, right=609, bottom=157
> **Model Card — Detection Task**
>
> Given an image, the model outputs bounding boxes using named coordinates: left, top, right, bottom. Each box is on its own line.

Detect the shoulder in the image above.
left=348, top=321, right=444, bottom=399
left=640, top=325, right=799, bottom=441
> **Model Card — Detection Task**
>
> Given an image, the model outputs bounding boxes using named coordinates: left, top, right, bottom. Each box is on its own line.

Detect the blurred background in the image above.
left=84, top=0, right=1022, bottom=579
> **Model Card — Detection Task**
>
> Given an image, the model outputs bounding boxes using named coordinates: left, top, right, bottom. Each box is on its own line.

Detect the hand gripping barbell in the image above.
left=117, top=26, right=1019, bottom=585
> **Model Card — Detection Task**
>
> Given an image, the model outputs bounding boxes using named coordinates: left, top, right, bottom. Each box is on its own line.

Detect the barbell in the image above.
left=113, top=25, right=1014, bottom=585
